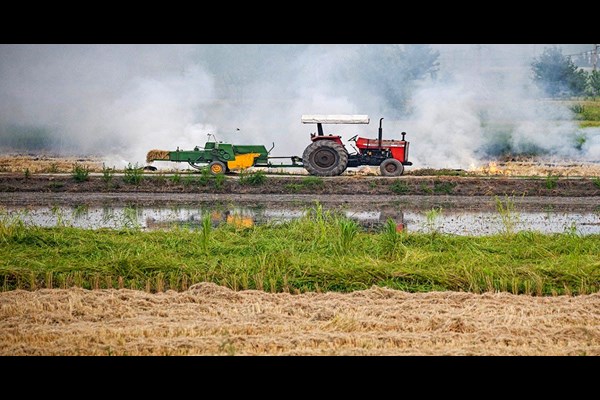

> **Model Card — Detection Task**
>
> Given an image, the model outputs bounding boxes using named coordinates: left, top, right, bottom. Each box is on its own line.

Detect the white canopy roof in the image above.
left=301, top=115, right=370, bottom=124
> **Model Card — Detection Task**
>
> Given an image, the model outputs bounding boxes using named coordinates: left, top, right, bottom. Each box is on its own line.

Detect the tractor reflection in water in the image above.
left=145, top=209, right=255, bottom=231
left=144, top=207, right=405, bottom=233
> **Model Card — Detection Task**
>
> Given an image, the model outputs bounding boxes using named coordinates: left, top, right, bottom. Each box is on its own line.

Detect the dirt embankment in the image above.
left=2, top=173, right=600, bottom=212
left=1, top=173, right=600, bottom=197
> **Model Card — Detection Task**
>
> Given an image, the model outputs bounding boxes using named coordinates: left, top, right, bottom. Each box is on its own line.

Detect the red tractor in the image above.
left=301, top=115, right=412, bottom=176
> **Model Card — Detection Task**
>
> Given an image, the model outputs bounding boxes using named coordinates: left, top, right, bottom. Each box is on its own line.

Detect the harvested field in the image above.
left=0, top=154, right=104, bottom=174
left=2, top=153, right=600, bottom=177
left=1, top=284, right=599, bottom=356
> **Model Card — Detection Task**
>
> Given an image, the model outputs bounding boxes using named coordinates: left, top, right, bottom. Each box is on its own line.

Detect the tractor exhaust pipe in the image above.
left=378, top=118, right=384, bottom=148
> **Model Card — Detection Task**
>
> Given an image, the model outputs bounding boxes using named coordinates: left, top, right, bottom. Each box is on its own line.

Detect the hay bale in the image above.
left=146, top=150, right=170, bottom=163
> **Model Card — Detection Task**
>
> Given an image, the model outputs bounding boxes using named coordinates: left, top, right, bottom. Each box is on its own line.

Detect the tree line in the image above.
left=532, top=46, right=600, bottom=98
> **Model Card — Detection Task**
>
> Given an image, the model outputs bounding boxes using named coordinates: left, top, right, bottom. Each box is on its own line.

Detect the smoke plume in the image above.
left=0, top=44, right=597, bottom=170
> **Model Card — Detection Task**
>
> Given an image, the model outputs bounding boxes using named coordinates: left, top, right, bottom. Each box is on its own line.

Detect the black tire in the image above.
left=380, top=158, right=404, bottom=176
left=302, top=140, right=348, bottom=176
left=209, top=160, right=227, bottom=175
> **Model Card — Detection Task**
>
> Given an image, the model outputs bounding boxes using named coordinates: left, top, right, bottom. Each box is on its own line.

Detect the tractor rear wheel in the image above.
left=209, top=160, right=227, bottom=175
left=380, top=158, right=404, bottom=176
left=302, top=140, right=348, bottom=176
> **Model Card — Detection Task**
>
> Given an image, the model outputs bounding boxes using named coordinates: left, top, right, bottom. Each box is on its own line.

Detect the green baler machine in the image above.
left=146, top=139, right=302, bottom=175
left=146, top=114, right=412, bottom=176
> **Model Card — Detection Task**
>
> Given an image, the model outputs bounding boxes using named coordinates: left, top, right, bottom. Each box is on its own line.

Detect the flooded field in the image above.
left=3, top=203, right=600, bottom=235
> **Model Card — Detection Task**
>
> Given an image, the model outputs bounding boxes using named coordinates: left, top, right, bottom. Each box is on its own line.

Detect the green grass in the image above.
left=572, top=101, right=600, bottom=121
left=238, top=170, right=267, bottom=186
left=123, top=163, right=143, bottom=185
left=545, top=173, right=559, bottom=189
left=71, top=163, right=89, bottom=182
left=283, top=176, right=324, bottom=193
left=169, top=172, right=182, bottom=184
left=284, top=183, right=303, bottom=193
left=1, top=204, right=599, bottom=295
left=433, top=180, right=456, bottom=194
left=214, top=173, right=225, bottom=189
left=579, top=121, right=600, bottom=128
left=495, top=196, right=519, bottom=236
left=390, top=180, right=409, bottom=194
left=102, top=164, right=114, bottom=184
left=183, top=174, right=196, bottom=187
left=566, top=100, right=600, bottom=128
left=301, top=176, right=324, bottom=187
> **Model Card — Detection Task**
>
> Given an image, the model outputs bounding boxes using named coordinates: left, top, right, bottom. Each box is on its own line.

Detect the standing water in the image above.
left=1, top=204, right=599, bottom=236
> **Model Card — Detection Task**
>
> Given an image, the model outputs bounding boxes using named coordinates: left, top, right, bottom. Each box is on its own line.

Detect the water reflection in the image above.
left=1, top=204, right=599, bottom=236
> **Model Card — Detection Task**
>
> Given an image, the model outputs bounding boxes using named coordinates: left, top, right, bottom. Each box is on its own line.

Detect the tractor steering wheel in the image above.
left=348, top=135, right=358, bottom=142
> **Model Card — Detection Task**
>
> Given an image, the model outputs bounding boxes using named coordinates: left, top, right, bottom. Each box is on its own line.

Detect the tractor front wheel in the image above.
left=380, top=158, right=404, bottom=177
left=209, top=160, right=227, bottom=175
left=302, top=140, right=348, bottom=176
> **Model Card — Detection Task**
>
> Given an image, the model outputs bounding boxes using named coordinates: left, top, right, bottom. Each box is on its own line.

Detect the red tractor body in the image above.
left=301, top=115, right=412, bottom=176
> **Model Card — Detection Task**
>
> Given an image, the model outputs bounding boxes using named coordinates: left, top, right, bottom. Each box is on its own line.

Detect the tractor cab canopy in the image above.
left=301, top=115, right=370, bottom=124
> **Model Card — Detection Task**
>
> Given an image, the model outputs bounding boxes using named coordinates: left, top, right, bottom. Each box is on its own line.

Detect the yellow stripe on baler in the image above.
left=227, top=153, right=261, bottom=170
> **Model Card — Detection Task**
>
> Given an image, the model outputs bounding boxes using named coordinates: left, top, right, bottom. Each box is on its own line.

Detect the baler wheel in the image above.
left=302, top=140, right=348, bottom=176
left=380, top=158, right=404, bottom=177
left=209, top=161, right=227, bottom=175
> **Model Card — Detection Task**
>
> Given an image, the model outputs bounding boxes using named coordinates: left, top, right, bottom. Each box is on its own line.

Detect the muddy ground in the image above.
left=1, top=173, right=600, bottom=214
left=2, top=168, right=600, bottom=356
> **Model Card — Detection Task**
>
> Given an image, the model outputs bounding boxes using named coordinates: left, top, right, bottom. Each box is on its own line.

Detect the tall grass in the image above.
left=169, top=172, right=181, bottom=184
left=71, top=163, right=89, bottom=182
left=1, top=204, right=599, bottom=296
left=335, top=217, right=359, bottom=255
left=424, top=207, right=443, bottom=235
left=545, top=173, right=559, bottom=189
left=200, top=213, right=212, bottom=254
left=495, top=196, right=520, bottom=235
left=214, top=173, right=225, bottom=189
left=123, top=163, right=143, bottom=185
left=102, top=163, right=114, bottom=184
left=380, top=218, right=406, bottom=259
left=390, top=180, right=409, bottom=194
left=238, top=169, right=266, bottom=185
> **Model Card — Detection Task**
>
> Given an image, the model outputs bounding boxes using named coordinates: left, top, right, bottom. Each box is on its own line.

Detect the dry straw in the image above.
left=146, top=150, right=170, bottom=163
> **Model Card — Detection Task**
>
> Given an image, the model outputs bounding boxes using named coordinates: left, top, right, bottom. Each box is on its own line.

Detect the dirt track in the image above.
left=1, top=173, right=600, bottom=212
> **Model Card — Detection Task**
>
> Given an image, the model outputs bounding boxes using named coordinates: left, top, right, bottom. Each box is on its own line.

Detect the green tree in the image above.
left=531, top=46, right=588, bottom=97
left=588, top=70, right=600, bottom=98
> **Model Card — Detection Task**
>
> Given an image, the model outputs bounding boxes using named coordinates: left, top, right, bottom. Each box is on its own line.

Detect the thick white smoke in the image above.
left=1, top=44, right=597, bottom=170
left=389, top=44, right=598, bottom=168
left=0, top=44, right=217, bottom=168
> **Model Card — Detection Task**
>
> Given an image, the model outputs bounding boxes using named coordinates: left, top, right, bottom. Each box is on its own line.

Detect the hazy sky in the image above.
left=0, top=44, right=597, bottom=169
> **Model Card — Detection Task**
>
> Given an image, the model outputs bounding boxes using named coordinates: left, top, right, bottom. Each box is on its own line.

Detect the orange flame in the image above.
left=471, top=162, right=512, bottom=176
